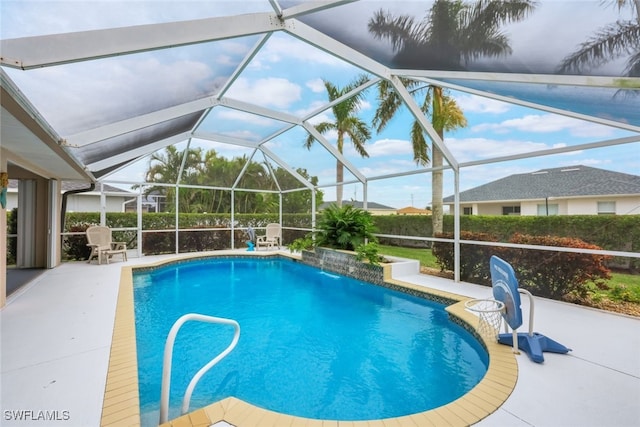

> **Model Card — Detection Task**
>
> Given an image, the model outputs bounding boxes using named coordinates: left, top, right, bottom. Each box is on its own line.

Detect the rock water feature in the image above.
left=300, top=247, right=388, bottom=285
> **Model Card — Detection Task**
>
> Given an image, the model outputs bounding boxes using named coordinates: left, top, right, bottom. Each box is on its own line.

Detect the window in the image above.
left=502, top=206, right=520, bottom=215
left=537, top=203, right=559, bottom=216
left=597, top=201, right=616, bottom=215
left=463, top=207, right=473, bottom=215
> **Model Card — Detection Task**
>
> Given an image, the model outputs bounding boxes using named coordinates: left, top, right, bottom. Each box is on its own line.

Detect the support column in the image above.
left=0, top=153, right=6, bottom=308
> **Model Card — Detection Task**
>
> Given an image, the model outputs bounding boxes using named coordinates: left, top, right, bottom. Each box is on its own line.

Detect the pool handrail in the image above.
left=159, top=313, right=241, bottom=424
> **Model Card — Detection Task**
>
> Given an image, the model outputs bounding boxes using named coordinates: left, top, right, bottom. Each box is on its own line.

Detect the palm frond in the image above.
left=410, top=120, right=430, bottom=166
left=368, top=10, right=426, bottom=51
left=557, top=20, right=640, bottom=73
left=626, top=49, right=640, bottom=76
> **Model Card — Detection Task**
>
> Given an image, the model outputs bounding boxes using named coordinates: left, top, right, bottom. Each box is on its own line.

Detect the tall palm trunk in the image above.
left=431, top=145, right=444, bottom=234
left=432, top=86, right=445, bottom=235
left=336, top=132, right=345, bottom=207
left=336, top=160, right=344, bottom=207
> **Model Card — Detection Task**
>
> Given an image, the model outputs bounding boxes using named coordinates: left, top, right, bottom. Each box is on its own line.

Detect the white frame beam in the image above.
left=1, top=13, right=285, bottom=69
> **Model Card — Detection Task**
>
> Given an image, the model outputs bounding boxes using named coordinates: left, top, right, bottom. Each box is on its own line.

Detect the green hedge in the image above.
left=374, top=214, right=640, bottom=270
left=61, top=212, right=312, bottom=258
left=432, top=231, right=612, bottom=299
left=7, top=211, right=638, bottom=266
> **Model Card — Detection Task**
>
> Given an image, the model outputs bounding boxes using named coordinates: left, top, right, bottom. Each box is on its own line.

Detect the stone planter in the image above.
left=300, top=247, right=419, bottom=285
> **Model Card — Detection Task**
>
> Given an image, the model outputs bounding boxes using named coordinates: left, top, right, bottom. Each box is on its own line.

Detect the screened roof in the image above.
left=1, top=0, right=639, bottom=205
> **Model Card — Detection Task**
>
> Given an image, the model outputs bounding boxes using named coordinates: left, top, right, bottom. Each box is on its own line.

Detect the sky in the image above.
left=2, top=0, right=639, bottom=209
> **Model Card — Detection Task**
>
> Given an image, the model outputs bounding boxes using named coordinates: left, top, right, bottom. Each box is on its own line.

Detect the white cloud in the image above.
left=358, top=99, right=372, bottom=111
left=359, top=158, right=420, bottom=177
left=222, top=129, right=263, bottom=142
left=366, top=138, right=414, bottom=157
left=306, top=78, right=326, bottom=93
left=471, top=114, right=617, bottom=138
left=225, top=77, right=302, bottom=109
left=446, top=137, right=550, bottom=163
left=259, top=34, right=350, bottom=67
left=216, top=108, right=280, bottom=127
left=562, top=158, right=611, bottom=167
left=295, top=101, right=332, bottom=120
left=455, top=94, right=511, bottom=114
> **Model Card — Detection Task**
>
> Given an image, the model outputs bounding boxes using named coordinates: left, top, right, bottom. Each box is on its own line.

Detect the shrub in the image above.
left=64, top=224, right=93, bottom=261
left=432, top=231, right=503, bottom=284
left=316, top=204, right=378, bottom=251
left=432, top=231, right=612, bottom=301
left=288, top=234, right=315, bottom=252
left=355, top=242, right=383, bottom=266
left=505, top=233, right=611, bottom=299
left=6, top=208, right=18, bottom=265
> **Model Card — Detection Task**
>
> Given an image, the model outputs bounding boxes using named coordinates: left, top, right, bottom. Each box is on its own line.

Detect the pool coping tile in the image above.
left=106, top=251, right=518, bottom=427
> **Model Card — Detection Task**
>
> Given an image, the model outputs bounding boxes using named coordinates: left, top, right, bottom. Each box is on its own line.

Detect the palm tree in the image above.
left=368, top=0, right=536, bottom=233
left=372, top=79, right=467, bottom=233
left=557, top=0, right=639, bottom=77
left=304, top=75, right=372, bottom=207
left=142, top=146, right=203, bottom=212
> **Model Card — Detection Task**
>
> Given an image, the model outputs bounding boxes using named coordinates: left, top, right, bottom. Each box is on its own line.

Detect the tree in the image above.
left=304, top=75, right=372, bottom=207
left=372, top=79, right=467, bottom=234
left=140, top=147, right=322, bottom=214
left=368, top=0, right=536, bottom=233
left=557, top=0, right=640, bottom=77
left=141, top=145, right=203, bottom=212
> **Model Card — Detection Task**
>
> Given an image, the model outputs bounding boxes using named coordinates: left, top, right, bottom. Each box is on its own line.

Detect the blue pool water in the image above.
left=133, top=257, right=488, bottom=424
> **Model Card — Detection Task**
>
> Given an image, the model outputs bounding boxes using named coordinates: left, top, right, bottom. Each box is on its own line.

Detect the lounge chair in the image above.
left=256, top=223, right=281, bottom=250
left=86, top=225, right=128, bottom=264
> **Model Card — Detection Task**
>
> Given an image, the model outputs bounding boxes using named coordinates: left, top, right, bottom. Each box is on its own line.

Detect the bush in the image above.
left=61, top=212, right=312, bottom=256
left=63, top=224, right=94, bottom=261
left=432, top=231, right=611, bottom=301
left=373, top=214, right=639, bottom=271
left=6, top=208, right=17, bottom=265
left=504, top=233, right=611, bottom=299
left=432, top=231, right=502, bottom=284
left=355, top=242, right=383, bottom=266
left=315, top=204, right=378, bottom=251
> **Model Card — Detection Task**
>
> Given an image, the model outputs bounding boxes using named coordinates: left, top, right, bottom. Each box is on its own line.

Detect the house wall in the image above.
left=565, top=196, right=640, bottom=215
left=6, top=190, right=131, bottom=213
left=520, top=200, right=569, bottom=215
left=451, top=195, right=640, bottom=216
left=65, top=193, right=130, bottom=212
left=473, top=203, right=508, bottom=216
left=368, top=208, right=397, bottom=216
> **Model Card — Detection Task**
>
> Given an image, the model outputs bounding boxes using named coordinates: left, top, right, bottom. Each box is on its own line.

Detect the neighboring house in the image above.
left=443, top=165, right=640, bottom=216
left=397, top=206, right=431, bottom=215
left=6, top=180, right=135, bottom=213
left=319, top=201, right=397, bottom=215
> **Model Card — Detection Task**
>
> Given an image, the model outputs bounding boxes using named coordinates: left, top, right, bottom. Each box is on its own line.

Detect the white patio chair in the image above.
left=86, top=225, right=128, bottom=264
left=255, top=223, right=281, bottom=250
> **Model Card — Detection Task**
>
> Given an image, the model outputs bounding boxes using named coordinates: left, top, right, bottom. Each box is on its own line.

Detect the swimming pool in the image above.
left=133, top=256, right=489, bottom=424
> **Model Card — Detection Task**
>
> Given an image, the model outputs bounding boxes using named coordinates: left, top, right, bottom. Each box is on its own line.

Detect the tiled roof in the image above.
left=444, top=165, right=640, bottom=203
left=319, top=200, right=397, bottom=210
left=397, top=206, right=431, bottom=214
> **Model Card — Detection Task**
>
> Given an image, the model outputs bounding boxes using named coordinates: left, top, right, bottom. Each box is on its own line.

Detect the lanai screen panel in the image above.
left=293, top=0, right=640, bottom=130
left=440, top=79, right=640, bottom=129
left=72, top=113, right=204, bottom=168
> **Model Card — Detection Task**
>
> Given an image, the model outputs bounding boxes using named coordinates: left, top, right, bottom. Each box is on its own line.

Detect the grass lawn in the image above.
left=378, top=244, right=439, bottom=269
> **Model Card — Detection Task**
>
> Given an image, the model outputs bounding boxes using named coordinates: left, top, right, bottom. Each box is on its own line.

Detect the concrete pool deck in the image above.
left=1, top=250, right=639, bottom=426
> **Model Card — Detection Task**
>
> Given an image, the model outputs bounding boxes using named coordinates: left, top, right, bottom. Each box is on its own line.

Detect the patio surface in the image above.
left=1, top=250, right=639, bottom=427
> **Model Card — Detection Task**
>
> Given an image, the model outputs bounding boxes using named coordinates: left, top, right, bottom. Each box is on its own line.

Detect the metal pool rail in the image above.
left=159, top=313, right=241, bottom=424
